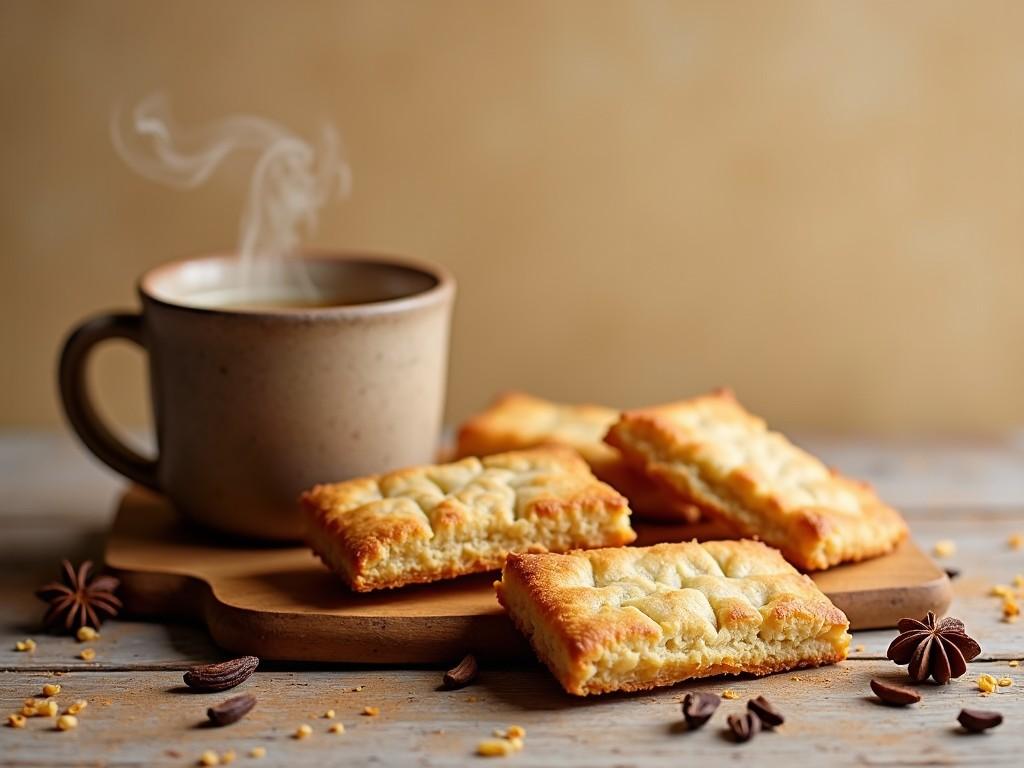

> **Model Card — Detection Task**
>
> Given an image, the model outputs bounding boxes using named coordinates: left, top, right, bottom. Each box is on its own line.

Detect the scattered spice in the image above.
left=294, top=724, right=313, bottom=739
left=6, top=714, right=27, bottom=728
left=14, top=639, right=36, bottom=652
left=42, top=683, right=61, bottom=697
left=207, top=693, right=257, bottom=727
left=56, top=714, right=78, bottom=731
left=248, top=747, right=266, bottom=759
left=958, top=708, right=1003, bottom=733
left=978, top=673, right=998, bottom=694
left=726, top=712, right=761, bottom=743
left=721, top=689, right=739, bottom=700
left=35, top=560, right=121, bottom=632
left=361, top=706, right=380, bottom=717
left=870, top=679, right=921, bottom=706
left=328, top=723, right=345, bottom=734
left=183, top=656, right=259, bottom=692
left=79, top=648, right=96, bottom=661
left=933, top=540, right=956, bottom=558
left=886, top=612, right=981, bottom=683
left=746, top=696, right=784, bottom=728
left=443, top=654, right=479, bottom=689
left=76, top=626, right=99, bottom=642
left=681, top=692, right=720, bottom=729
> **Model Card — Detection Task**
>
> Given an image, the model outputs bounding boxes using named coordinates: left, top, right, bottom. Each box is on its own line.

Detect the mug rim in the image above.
left=138, top=249, right=455, bottom=319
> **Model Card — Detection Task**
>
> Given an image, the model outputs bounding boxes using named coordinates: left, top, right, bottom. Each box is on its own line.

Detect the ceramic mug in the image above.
left=58, top=252, right=456, bottom=540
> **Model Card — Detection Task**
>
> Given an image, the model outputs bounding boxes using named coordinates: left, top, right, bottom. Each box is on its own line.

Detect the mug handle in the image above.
left=58, top=312, right=160, bottom=491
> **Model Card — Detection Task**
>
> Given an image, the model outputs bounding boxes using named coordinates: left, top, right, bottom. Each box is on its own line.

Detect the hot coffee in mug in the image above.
left=59, top=252, right=455, bottom=540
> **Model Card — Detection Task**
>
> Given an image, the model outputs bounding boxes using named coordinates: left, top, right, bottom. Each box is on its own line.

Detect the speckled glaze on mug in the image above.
left=59, top=252, right=456, bottom=540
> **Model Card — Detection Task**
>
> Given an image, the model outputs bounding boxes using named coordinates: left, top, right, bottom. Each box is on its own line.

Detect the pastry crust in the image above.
left=605, top=390, right=908, bottom=571
left=495, top=540, right=851, bottom=696
left=302, top=447, right=636, bottom=592
left=456, top=392, right=700, bottom=523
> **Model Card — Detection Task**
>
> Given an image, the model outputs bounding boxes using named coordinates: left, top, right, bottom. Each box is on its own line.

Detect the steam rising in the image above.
left=112, top=94, right=351, bottom=299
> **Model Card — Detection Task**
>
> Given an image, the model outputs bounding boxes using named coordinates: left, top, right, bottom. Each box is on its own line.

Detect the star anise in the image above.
left=35, top=560, right=122, bottom=632
left=886, top=611, right=981, bottom=684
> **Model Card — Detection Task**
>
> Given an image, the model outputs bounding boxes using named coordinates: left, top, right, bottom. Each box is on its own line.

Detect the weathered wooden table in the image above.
left=3, top=433, right=1023, bottom=766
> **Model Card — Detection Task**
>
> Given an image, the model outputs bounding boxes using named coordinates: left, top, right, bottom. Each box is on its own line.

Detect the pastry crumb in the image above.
left=854, top=644, right=865, bottom=653
left=67, top=699, right=88, bottom=715
left=248, top=747, right=266, bottom=759
left=1009, top=533, right=1024, bottom=550
left=361, top=706, right=380, bottom=717
left=1003, top=597, right=1020, bottom=620
left=978, top=673, right=998, bottom=693
left=76, top=626, right=99, bottom=642
left=477, top=738, right=523, bottom=757
left=42, top=683, right=61, bottom=697
left=199, top=750, right=220, bottom=766
left=997, top=677, right=1013, bottom=687
left=933, top=540, right=956, bottom=558
left=294, top=724, right=313, bottom=739
left=722, top=689, right=740, bottom=700
left=1008, top=660, right=1019, bottom=667
left=14, top=639, right=36, bottom=652
left=79, top=648, right=96, bottom=661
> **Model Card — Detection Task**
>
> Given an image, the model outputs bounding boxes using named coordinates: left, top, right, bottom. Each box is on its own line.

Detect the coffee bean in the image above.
left=727, top=711, right=761, bottom=743
left=958, top=708, right=1002, bottom=733
left=870, top=678, right=921, bottom=706
left=747, top=695, right=784, bottom=727
left=681, top=691, right=720, bottom=729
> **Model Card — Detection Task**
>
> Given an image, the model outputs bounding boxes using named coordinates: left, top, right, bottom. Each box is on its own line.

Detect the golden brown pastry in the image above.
left=496, top=540, right=851, bottom=696
left=605, top=389, right=908, bottom=570
left=302, top=447, right=636, bottom=592
left=456, top=392, right=700, bottom=522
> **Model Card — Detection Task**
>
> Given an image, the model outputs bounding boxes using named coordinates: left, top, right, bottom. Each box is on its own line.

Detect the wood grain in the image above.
left=2, top=662, right=1023, bottom=767
left=3, top=434, right=1024, bottom=766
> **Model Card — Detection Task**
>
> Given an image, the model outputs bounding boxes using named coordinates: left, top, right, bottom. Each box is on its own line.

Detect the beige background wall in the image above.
left=3, top=0, right=1023, bottom=434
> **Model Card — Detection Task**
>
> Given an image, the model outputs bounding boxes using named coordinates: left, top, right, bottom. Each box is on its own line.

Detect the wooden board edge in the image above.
left=829, top=572, right=953, bottom=631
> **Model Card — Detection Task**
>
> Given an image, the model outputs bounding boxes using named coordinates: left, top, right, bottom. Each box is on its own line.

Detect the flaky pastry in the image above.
left=303, top=447, right=636, bottom=592
left=456, top=392, right=700, bottom=522
left=605, top=390, right=908, bottom=570
left=496, top=540, right=850, bottom=695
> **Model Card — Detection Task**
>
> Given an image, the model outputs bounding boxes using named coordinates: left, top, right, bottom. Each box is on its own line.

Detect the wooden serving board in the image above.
left=106, top=487, right=952, bottom=663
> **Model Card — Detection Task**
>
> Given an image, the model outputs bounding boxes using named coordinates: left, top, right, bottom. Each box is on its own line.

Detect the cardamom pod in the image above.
left=442, top=654, right=478, bottom=689
left=183, top=655, right=259, bottom=692
left=207, top=693, right=257, bottom=726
